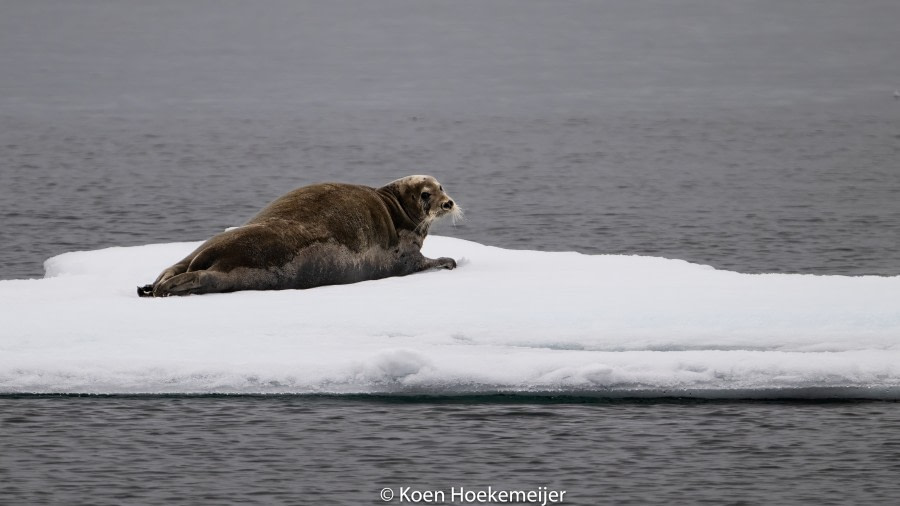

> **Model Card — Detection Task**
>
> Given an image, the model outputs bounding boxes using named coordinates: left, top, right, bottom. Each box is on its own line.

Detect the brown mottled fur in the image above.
left=138, top=175, right=458, bottom=297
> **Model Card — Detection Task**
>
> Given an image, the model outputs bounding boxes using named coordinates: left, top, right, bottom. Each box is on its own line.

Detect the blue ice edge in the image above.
left=4, top=387, right=900, bottom=401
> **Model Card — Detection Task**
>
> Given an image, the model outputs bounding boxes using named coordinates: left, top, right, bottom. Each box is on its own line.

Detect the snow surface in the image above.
left=1, top=236, right=899, bottom=398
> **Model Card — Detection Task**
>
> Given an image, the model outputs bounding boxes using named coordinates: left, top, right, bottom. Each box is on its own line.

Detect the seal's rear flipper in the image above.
left=137, top=284, right=154, bottom=297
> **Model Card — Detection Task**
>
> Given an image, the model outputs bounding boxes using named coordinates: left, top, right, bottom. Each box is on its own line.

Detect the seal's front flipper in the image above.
left=419, top=256, right=457, bottom=271
left=436, top=257, right=457, bottom=270
left=137, top=284, right=154, bottom=297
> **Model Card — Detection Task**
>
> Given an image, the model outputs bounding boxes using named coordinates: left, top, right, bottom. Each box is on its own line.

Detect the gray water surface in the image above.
left=2, top=0, right=899, bottom=279
left=3, top=396, right=900, bottom=506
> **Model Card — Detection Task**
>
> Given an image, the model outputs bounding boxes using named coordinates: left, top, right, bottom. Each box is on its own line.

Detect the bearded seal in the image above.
left=137, top=175, right=461, bottom=297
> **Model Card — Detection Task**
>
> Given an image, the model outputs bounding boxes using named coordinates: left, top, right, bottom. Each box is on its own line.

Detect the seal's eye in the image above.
left=421, top=192, right=431, bottom=201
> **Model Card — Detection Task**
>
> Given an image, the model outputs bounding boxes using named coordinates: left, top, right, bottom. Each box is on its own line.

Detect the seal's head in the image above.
left=382, top=175, right=463, bottom=230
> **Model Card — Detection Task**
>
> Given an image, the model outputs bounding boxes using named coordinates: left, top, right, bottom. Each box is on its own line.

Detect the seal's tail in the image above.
left=137, top=284, right=154, bottom=297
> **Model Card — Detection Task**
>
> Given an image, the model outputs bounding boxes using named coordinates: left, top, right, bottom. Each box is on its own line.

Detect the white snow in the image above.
left=1, top=236, right=899, bottom=397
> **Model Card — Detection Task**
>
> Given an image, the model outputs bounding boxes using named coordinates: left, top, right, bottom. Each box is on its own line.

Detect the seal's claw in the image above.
left=137, top=284, right=154, bottom=297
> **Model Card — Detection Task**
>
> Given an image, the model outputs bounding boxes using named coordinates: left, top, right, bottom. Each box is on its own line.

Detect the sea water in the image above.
left=3, top=396, right=900, bottom=505
left=2, top=0, right=899, bottom=504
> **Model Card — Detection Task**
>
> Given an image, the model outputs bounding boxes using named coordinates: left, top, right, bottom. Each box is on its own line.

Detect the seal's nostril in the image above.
left=443, top=200, right=454, bottom=210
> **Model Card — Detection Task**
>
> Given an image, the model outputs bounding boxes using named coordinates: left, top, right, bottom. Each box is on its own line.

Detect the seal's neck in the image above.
left=376, top=186, right=429, bottom=237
